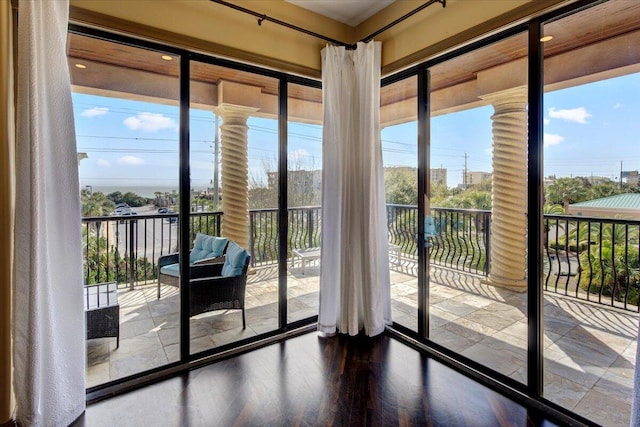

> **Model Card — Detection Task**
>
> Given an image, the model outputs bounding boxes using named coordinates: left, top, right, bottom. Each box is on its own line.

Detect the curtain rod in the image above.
left=210, top=0, right=446, bottom=49
left=360, top=0, right=446, bottom=43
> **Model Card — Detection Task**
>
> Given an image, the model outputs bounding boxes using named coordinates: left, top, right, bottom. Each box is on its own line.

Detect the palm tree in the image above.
left=545, top=177, right=589, bottom=211
left=543, top=204, right=565, bottom=248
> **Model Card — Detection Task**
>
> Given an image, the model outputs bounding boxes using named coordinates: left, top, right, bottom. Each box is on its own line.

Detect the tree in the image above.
left=545, top=177, right=590, bottom=211
left=81, top=190, right=116, bottom=217
left=384, top=167, right=417, bottom=205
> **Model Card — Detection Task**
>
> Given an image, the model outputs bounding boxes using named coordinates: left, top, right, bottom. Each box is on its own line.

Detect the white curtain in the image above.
left=13, top=1, right=86, bottom=425
left=318, top=41, right=391, bottom=337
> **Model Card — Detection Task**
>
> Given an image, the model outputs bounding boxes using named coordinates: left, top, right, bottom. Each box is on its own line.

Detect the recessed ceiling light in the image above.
left=75, top=64, right=87, bottom=69
left=540, top=35, right=553, bottom=42
left=161, top=55, right=173, bottom=61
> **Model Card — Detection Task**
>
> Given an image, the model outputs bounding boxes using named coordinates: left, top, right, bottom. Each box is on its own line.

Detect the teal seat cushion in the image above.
left=189, top=233, right=227, bottom=263
left=221, top=241, right=249, bottom=277
left=160, top=263, right=180, bottom=277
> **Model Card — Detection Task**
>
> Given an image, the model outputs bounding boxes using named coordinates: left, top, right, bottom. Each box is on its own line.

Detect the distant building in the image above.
left=464, top=171, right=492, bottom=187
left=622, top=170, right=639, bottom=187
left=568, top=193, right=640, bottom=219
left=430, top=168, right=447, bottom=186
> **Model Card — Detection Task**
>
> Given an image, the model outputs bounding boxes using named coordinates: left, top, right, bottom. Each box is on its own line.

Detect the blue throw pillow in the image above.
left=221, top=241, right=249, bottom=277
left=190, top=233, right=227, bottom=263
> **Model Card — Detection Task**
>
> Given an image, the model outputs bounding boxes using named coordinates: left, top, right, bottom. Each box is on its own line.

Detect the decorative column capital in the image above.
left=214, top=104, right=259, bottom=122
left=479, top=86, right=527, bottom=111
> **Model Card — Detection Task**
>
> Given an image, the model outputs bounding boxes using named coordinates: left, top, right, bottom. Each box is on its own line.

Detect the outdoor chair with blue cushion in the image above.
left=157, top=233, right=228, bottom=299
left=419, top=215, right=441, bottom=249
left=189, top=241, right=251, bottom=328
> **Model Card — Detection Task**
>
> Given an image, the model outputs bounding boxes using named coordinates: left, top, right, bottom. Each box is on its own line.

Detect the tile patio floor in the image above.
left=87, top=260, right=638, bottom=426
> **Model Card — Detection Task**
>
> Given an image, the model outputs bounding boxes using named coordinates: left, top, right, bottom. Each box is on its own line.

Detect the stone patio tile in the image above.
left=429, top=328, right=477, bottom=353
left=547, top=334, right=621, bottom=368
left=120, top=317, right=156, bottom=340
left=430, top=305, right=461, bottom=323
left=443, top=317, right=500, bottom=343
left=87, top=339, right=112, bottom=367
left=543, top=316, right=578, bottom=336
left=391, top=300, right=417, bottom=317
left=430, top=285, right=466, bottom=299
left=289, top=307, right=319, bottom=323
left=608, top=354, right=636, bottom=380
left=148, top=297, right=180, bottom=317
left=392, top=283, right=418, bottom=297
left=573, top=389, right=631, bottom=427
left=86, top=361, right=110, bottom=388
left=543, top=371, right=589, bottom=411
left=109, top=346, right=169, bottom=380
left=448, top=293, right=497, bottom=308
left=590, top=370, right=633, bottom=402
left=564, top=324, right=635, bottom=354
left=462, top=309, right=519, bottom=331
left=119, top=300, right=152, bottom=320
left=460, top=340, right=524, bottom=376
left=433, top=299, right=479, bottom=317
left=249, top=317, right=279, bottom=335
left=544, top=347, right=607, bottom=389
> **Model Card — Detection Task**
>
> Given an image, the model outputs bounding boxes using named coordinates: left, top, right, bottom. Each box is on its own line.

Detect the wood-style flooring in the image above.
left=75, top=332, right=565, bottom=426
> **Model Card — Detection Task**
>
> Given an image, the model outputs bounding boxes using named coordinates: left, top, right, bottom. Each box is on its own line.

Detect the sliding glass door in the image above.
left=70, top=32, right=183, bottom=386
left=188, top=60, right=281, bottom=355
left=541, top=2, right=640, bottom=424
left=287, top=82, right=323, bottom=323
left=381, top=76, right=419, bottom=332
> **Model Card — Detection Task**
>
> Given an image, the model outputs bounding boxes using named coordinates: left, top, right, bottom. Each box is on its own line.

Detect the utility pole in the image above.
left=463, top=151, right=468, bottom=187
left=213, top=114, right=220, bottom=209
left=620, top=160, right=623, bottom=191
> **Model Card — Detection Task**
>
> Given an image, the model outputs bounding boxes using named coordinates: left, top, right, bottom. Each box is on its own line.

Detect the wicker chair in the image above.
left=157, top=253, right=226, bottom=298
left=189, top=253, right=251, bottom=328
left=157, top=233, right=228, bottom=299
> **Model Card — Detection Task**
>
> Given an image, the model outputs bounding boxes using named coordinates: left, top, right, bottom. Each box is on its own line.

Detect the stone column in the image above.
left=215, top=104, right=257, bottom=251
left=481, top=87, right=528, bottom=291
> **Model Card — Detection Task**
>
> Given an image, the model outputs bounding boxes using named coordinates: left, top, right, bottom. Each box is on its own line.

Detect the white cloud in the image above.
left=544, top=133, right=564, bottom=147
left=613, top=102, right=623, bottom=109
left=81, top=107, right=109, bottom=118
left=548, top=107, right=591, bottom=124
left=123, top=112, right=178, bottom=132
left=118, top=155, right=144, bottom=166
left=97, top=159, right=110, bottom=167
left=543, top=118, right=550, bottom=125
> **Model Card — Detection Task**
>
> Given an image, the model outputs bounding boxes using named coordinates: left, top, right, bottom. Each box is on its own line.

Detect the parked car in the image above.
left=157, top=208, right=168, bottom=214
left=114, top=203, right=131, bottom=215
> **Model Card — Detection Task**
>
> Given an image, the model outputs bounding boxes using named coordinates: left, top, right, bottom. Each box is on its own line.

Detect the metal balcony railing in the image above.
left=81, top=206, right=640, bottom=312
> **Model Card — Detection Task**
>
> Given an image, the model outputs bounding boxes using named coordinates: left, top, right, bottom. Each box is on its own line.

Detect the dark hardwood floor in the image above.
left=75, top=332, right=565, bottom=426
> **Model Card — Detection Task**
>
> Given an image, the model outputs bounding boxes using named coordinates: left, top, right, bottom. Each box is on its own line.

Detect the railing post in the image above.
left=307, top=208, right=314, bottom=249
left=249, top=211, right=255, bottom=267
left=484, top=213, right=491, bottom=277
left=129, top=219, right=135, bottom=291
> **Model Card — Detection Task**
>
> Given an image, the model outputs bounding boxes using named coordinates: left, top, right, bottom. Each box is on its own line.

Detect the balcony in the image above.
left=84, top=205, right=639, bottom=427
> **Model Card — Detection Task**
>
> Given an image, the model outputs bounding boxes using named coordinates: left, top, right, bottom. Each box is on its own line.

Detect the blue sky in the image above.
left=75, top=71, right=640, bottom=193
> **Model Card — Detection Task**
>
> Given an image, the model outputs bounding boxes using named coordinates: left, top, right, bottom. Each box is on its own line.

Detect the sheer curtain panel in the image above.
left=318, top=42, right=391, bottom=337
left=13, top=1, right=86, bottom=425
